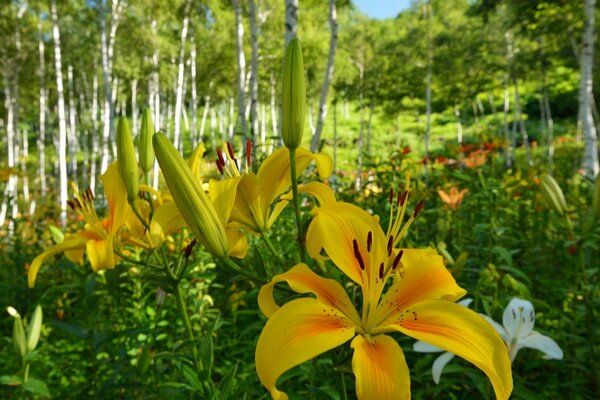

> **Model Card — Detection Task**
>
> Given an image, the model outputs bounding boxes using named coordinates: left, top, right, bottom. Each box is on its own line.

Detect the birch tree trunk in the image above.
left=311, top=0, right=338, bottom=152
left=580, top=0, right=599, bottom=178
left=424, top=1, right=433, bottom=178
left=285, top=0, right=298, bottom=46
left=248, top=0, right=260, bottom=153
left=51, top=0, right=69, bottom=226
left=199, top=82, right=212, bottom=143
left=233, top=0, right=247, bottom=143
left=190, top=34, right=198, bottom=147
left=132, top=79, right=138, bottom=136
left=455, top=104, right=463, bottom=144
left=38, top=18, right=48, bottom=197
left=174, top=0, right=191, bottom=151
left=100, top=0, right=127, bottom=174
left=90, top=72, right=99, bottom=193
left=0, top=79, right=16, bottom=228
left=67, top=64, right=78, bottom=179
left=503, top=79, right=512, bottom=168
left=269, top=71, right=278, bottom=153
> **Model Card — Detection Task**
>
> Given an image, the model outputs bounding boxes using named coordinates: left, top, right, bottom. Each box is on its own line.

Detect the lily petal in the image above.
left=380, top=300, right=513, bottom=400
left=372, top=250, right=466, bottom=327
left=503, top=298, right=535, bottom=340
left=298, top=182, right=336, bottom=206
left=151, top=202, right=185, bottom=245
left=351, top=335, right=410, bottom=400
left=100, top=161, right=130, bottom=234
left=513, top=331, right=563, bottom=361
left=431, top=351, right=456, bottom=384
left=255, top=298, right=356, bottom=400
left=28, top=238, right=88, bottom=287
left=481, top=314, right=507, bottom=340
left=209, top=177, right=241, bottom=223
left=86, top=238, right=117, bottom=272
left=258, top=263, right=361, bottom=324
left=225, top=227, right=248, bottom=259
left=232, top=173, right=263, bottom=233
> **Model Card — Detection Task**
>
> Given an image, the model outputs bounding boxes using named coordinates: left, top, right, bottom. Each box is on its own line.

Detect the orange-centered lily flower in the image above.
left=437, top=186, right=468, bottom=210
left=28, top=162, right=130, bottom=287
left=255, top=184, right=512, bottom=399
left=212, top=142, right=332, bottom=234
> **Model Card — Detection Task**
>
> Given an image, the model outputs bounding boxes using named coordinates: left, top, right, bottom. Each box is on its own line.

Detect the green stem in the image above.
left=336, top=369, right=348, bottom=400
left=224, top=257, right=266, bottom=285
left=175, top=282, right=200, bottom=370
left=130, top=201, right=151, bottom=232
left=22, top=362, right=30, bottom=384
left=288, top=147, right=306, bottom=262
left=261, top=231, right=283, bottom=275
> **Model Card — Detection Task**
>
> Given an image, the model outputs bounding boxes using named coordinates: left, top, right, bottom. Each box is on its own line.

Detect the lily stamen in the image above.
left=352, top=239, right=366, bottom=270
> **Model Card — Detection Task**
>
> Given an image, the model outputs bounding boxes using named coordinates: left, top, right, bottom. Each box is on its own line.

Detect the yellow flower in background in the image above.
left=437, top=187, right=468, bottom=210
left=212, top=143, right=332, bottom=234
left=255, top=192, right=512, bottom=399
left=28, top=162, right=130, bottom=287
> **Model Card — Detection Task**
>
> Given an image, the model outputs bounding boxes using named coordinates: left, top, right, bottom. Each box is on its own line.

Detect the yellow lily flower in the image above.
left=212, top=143, right=332, bottom=234
left=255, top=189, right=512, bottom=399
left=28, top=162, right=130, bottom=287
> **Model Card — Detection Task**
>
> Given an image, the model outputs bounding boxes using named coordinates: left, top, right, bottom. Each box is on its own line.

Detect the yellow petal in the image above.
left=258, top=263, right=360, bottom=324
left=307, top=202, right=383, bottom=285
left=371, top=249, right=466, bottom=327
left=379, top=300, right=513, bottom=400
left=351, top=335, right=410, bottom=400
left=150, top=202, right=185, bottom=246
left=265, top=199, right=290, bottom=231
left=209, top=176, right=241, bottom=223
left=100, top=162, right=130, bottom=234
left=226, top=227, right=248, bottom=259
left=231, top=173, right=263, bottom=233
left=86, top=238, right=117, bottom=272
left=298, top=182, right=336, bottom=206
left=308, top=150, right=333, bottom=179
left=187, top=142, right=206, bottom=181
left=255, top=298, right=356, bottom=400
left=28, top=238, right=88, bottom=287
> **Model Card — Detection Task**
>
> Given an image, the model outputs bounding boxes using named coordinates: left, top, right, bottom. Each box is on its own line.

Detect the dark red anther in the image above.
left=392, top=250, right=404, bottom=270
left=413, top=200, right=425, bottom=218
left=73, top=198, right=82, bottom=209
left=353, top=239, right=366, bottom=270
left=217, top=147, right=226, bottom=165
left=184, top=238, right=197, bottom=259
left=67, top=200, right=75, bottom=210
left=227, top=142, right=236, bottom=160
left=246, top=139, right=252, bottom=166
left=87, top=188, right=94, bottom=200
left=387, top=235, right=394, bottom=256
left=216, top=158, right=224, bottom=175
left=388, top=188, right=394, bottom=204
left=378, top=262, right=384, bottom=279
left=367, top=231, right=372, bottom=252
left=398, top=191, right=408, bottom=206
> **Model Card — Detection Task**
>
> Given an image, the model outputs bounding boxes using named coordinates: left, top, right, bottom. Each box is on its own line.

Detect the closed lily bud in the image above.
left=27, top=305, right=43, bottom=351
left=7, top=308, right=27, bottom=358
left=281, top=38, right=306, bottom=149
left=117, top=117, right=139, bottom=203
left=152, top=132, right=228, bottom=258
left=139, top=108, right=155, bottom=174
left=540, top=174, right=567, bottom=215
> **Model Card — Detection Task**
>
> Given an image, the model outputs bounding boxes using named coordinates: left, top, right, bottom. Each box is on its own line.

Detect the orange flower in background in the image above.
left=437, top=187, right=468, bottom=210
left=463, top=149, right=488, bottom=168
left=402, top=146, right=411, bottom=155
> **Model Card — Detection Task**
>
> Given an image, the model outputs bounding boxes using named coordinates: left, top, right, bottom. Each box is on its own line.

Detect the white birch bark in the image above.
left=132, top=79, right=138, bottom=136
left=455, top=104, right=463, bottom=144
left=199, top=82, right=212, bottom=143
left=174, top=0, right=191, bottom=151
left=311, top=0, right=338, bottom=152
left=0, top=79, right=16, bottom=228
left=248, top=0, right=260, bottom=151
left=580, top=0, right=599, bottom=178
left=190, top=34, right=198, bottom=147
left=51, top=0, right=69, bottom=226
left=269, top=71, right=278, bottom=153
left=67, top=64, right=78, bottom=179
left=228, top=96, right=235, bottom=141
left=38, top=18, right=48, bottom=197
left=233, top=0, right=247, bottom=142
left=90, top=73, right=99, bottom=193
left=284, top=0, right=298, bottom=46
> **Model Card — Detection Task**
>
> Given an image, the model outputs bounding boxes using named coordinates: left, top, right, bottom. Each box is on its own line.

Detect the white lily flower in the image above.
left=482, top=297, right=563, bottom=362
left=412, top=298, right=473, bottom=384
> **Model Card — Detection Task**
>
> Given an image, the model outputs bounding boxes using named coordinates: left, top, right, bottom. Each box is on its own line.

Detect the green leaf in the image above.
left=215, top=363, right=238, bottom=400
left=22, top=377, right=51, bottom=397
left=181, top=364, right=203, bottom=393
left=0, top=375, right=23, bottom=386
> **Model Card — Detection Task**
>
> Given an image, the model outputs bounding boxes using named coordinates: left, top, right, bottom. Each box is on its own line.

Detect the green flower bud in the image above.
left=7, top=308, right=27, bottom=358
left=540, top=174, right=567, bottom=215
left=152, top=132, right=228, bottom=258
left=281, top=38, right=306, bottom=149
left=117, top=117, right=139, bottom=203
left=139, top=108, right=155, bottom=174
left=27, top=305, right=43, bottom=352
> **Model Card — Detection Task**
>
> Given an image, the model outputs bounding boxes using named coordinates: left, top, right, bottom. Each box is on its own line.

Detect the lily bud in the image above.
left=116, top=117, right=139, bottom=203
left=7, top=308, right=27, bottom=358
left=139, top=108, right=155, bottom=174
left=27, top=305, right=43, bottom=351
left=152, top=132, right=228, bottom=258
left=540, top=174, right=567, bottom=215
left=281, top=38, right=306, bottom=149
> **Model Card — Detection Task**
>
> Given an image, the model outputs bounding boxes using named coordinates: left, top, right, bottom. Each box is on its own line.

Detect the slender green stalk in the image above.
left=336, top=369, right=348, bottom=400
left=224, top=257, right=266, bottom=285
left=175, top=283, right=200, bottom=370
left=130, top=201, right=150, bottom=231
left=261, top=231, right=283, bottom=265
left=23, top=362, right=30, bottom=384
left=288, top=147, right=306, bottom=262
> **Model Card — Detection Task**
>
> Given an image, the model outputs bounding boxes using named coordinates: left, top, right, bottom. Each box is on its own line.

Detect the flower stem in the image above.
left=174, top=282, right=200, bottom=370
left=261, top=231, right=283, bottom=275
left=224, top=257, right=266, bottom=285
left=288, top=147, right=306, bottom=262
left=336, top=369, right=348, bottom=400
